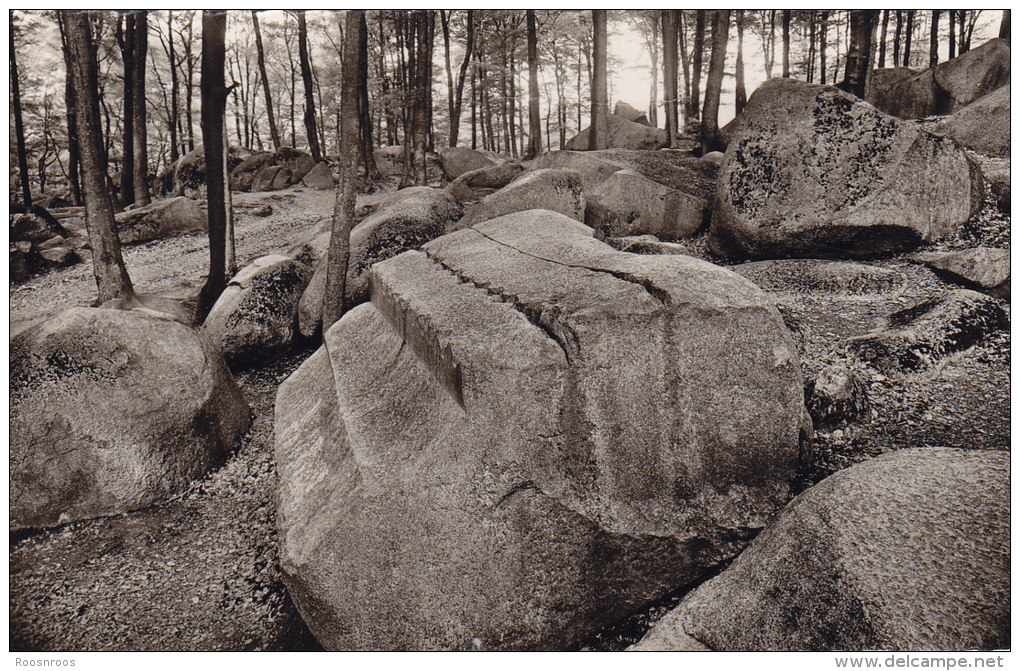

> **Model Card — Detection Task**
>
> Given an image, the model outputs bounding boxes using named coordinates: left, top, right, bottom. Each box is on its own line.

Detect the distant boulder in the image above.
left=202, top=254, right=313, bottom=367
left=710, top=79, right=983, bottom=260
left=917, top=247, right=1010, bottom=300
left=456, top=168, right=585, bottom=228
left=373, top=145, right=406, bottom=177
left=565, top=113, right=669, bottom=151
left=585, top=167, right=714, bottom=241
left=11, top=307, right=251, bottom=530
left=158, top=144, right=260, bottom=196
left=115, top=196, right=206, bottom=245
left=934, top=84, right=1010, bottom=158
left=633, top=447, right=1009, bottom=651
left=438, top=146, right=497, bottom=180
left=301, top=162, right=336, bottom=189
left=613, top=101, right=650, bottom=125
left=450, top=162, right=525, bottom=190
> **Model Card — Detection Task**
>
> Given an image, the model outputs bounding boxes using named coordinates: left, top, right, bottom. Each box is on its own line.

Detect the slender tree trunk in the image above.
left=903, top=10, right=914, bottom=67
left=878, top=9, right=889, bottom=68
left=357, top=11, right=379, bottom=178
left=807, top=13, right=817, bottom=82
left=58, top=14, right=82, bottom=205
left=842, top=10, right=878, bottom=98
left=589, top=10, right=608, bottom=150
left=452, top=10, right=474, bottom=147
left=701, top=10, right=729, bottom=155
left=185, top=22, right=195, bottom=152
left=11, top=25, right=32, bottom=207
left=893, top=10, right=902, bottom=66
left=958, top=11, right=967, bottom=55
left=168, top=11, right=179, bottom=166
left=525, top=10, right=542, bottom=158
left=691, top=10, right=705, bottom=119
left=132, top=10, right=150, bottom=206
left=297, top=13, right=322, bottom=162
left=929, top=10, right=941, bottom=68
left=196, top=10, right=228, bottom=321
left=323, top=10, right=362, bottom=331
left=471, top=60, right=477, bottom=149
left=735, top=10, right=747, bottom=114
left=117, top=14, right=135, bottom=206
left=819, top=11, right=829, bottom=85
left=252, top=11, right=281, bottom=151
left=678, top=11, right=690, bottom=125
left=63, top=10, right=133, bottom=303
left=948, top=10, right=956, bottom=60
left=1000, top=10, right=1010, bottom=41
left=223, top=108, right=236, bottom=276
left=782, top=9, right=791, bottom=77
left=662, top=10, right=679, bottom=145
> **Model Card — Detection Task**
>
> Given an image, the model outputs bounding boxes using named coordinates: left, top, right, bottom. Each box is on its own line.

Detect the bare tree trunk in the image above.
left=819, top=11, right=829, bottom=85
left=357, top=11, right=380, bottom=178
left=735, top=10, right=747, bottom=114
left=957, top=10, right=968, bottom=55
left=589, top=10, right=608, bottom=150
left=662, top=10, right=679, bottom=145
left=471, top=59, right=477, bottom=150
left=185, top=18, right=195, bottom=152
left=929, top=10, right=941, bottom=68
left=252, top=11, right=281, bottom=151
left=878, top=9, right=889, bottom=67
left=117, top=13, right=135, bottom=206
left=903, top=10, right=914, bottom=67
left=893, top=10, right=902, bottom=66
left=57, top=14, right=83, bottom=205
left=196, top=10, right=228, bottom=322
left=167, top=11, right=179, bottom=166
left=948, top=10, right=956, bottom=60
left=11, top=24, right=32, bottom=207
left=63, top=9, right=134, bottom=304
left=1000, top=10, right=1011, bottom=41
left=700, top=10, right=729, bottom=155
left=525, top=10, right=542, bottom=158
left=297, top=12, right=322, bottom=162
left=323, top=9, right=363, bottom=331
left=132, top=10, right=150, bottom=206
left=842, top=10, right=878, bottom=98
left=782, top=9, right=791, bottom=77
left=691, top=10, right=705, bottom=119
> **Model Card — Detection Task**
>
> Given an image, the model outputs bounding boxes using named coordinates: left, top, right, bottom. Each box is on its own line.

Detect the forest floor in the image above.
left=8, top=159, right=1011, bottom=651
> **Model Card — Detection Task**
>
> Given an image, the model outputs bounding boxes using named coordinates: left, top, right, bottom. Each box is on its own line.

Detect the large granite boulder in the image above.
left=934, top=84, right=1010, bottom=158
left=373, top=145, right=406, bottom=177
left=297, top=187, right=463, bottom=338
left=933, top=38, right=1011, bottom=113
left=529, top=149, right=718, bottom=198
left=203, top=255, right=313, bottom=367
left=918, top=247, right=1010, bottom=299
left=115, top=196, right=206, bottom=245
left=633, top=447, right=1009, bottom=651
left=11, top=308, right=251, bottom=530
left=157, top=144, right=260, bottom=196
left=276, top=209, right=809, bottom=650
left=585, top=165, right=715, bottom=241
left=301, top=161, right=336, bottom=189
left=565, top=113, right=669, bottom=151
left=450, top=162, right=525, bottom=191
left=456, top=168, right=585, bottom=228
left=865, top=38, right=1011, bottom=119
left=613, top=101, right=650, bottom=125
left=11, top=205, right=71, bottom=244
left=847, top=289, right=1008, bottom=372
left=710, top=79, right=983, bottom=260
left=438, top=146, right=497, bottom=180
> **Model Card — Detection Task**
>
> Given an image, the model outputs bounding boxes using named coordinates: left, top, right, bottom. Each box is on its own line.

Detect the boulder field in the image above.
left=275, top=209, right=810, bottom=650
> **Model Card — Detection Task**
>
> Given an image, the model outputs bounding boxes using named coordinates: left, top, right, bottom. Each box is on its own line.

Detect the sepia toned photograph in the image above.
left=8, top=7, right=1010, bottom=657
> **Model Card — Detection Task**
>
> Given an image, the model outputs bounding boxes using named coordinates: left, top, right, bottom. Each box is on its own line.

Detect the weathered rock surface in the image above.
left=613, top=101, right=650, bottom=125
left=565, top=113, right=669, bottom=151
left=985, top=163, right=1010, bottom=212
left=585, top=168, right=710, bottom=240
left=451, top=162, right=525, bottom=190
left=438, top=146, right=497, bottom=180
left=456, top=169, right=585, bottom=228
left=158, top=144, right=260, bottom=196
left=848, top=289, right=1008, bottom=372
left=203, top=255, right=313, bottom=366
left=934, top=84, right=1010, bottom=158
left=115, top=196, right=206, bottom=245
left=633, top=447, right=1009, bottom=651
left=301, top=162, right=336, bottom=189
left=11, top=205, right=71, bottom=244
left=610, top=235, right=689, bottom=256
left=373, top=145, right=406, bottom=177
left=11, top=307, right=251, bottom=530
left=917, top=247, right=1010, bottom=300
left=866, top=38, right=1011, bottom=119
left=806, top=363, right=870, bottom=430
left=297, top=187, right=463, bottom=338
left=276, top=209, right=808, bottom=651
left=529, top=149, right=718, bottom=198
left=710, top=79, right=983, bottom=260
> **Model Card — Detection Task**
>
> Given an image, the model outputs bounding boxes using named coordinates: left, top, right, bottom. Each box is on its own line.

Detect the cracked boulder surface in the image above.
left=275, top=209, right=808, bottom=650
left=585, top=168, right=712, bottom=241
left=297, top=187, right=463, bottom=339
left=632, top=447, right=1009, bottom=651
left=10, top=307, right=252, bottom=531
left=564, top=113, right=669, bottom=151
left=114, top=196, right=206, bottom=246
left=455, top=168, right=586, bottom=229
left=203, top=254, right=312, bottom=368
left=710, top=79, right=983, bottom=261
